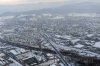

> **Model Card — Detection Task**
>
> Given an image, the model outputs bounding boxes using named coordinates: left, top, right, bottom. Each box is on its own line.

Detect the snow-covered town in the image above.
left=0, top=0, right=100, bottom=66
left=0, top=13, right=100, bottom=66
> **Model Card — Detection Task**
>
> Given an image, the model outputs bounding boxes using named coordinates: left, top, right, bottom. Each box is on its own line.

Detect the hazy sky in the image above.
left=0, top=0, right=68, bottom=5
left=0, top=0, right=100, bottom=5
left=0, top=0, right=100, bottom=14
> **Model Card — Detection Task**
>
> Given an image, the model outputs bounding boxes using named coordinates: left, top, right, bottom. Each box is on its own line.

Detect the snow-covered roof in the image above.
left=10, top=50, right=18, bottom=55
left=93, top=42, right=100, bottom=48
left=51, top=16, right=65, bottom=20
left=71, top=39, right=80, bottom=44
left=55, top=35, right=71, bottom=40
left=87, top=34, right=94, bottom=37
left=74, top=44, right=84, bottom=48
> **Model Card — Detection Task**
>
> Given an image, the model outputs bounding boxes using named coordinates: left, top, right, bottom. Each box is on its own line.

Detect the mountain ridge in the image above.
left=1, top=2, right=100, bottom=16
